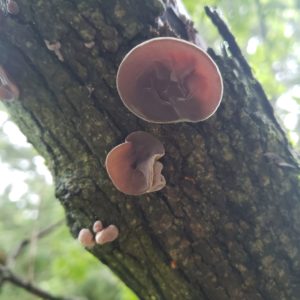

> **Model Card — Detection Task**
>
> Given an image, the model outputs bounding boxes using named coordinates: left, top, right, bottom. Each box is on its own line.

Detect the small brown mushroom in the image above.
left=7, top=0, right=19, bottom=15
left=45, top=40, right=64, bottom=62
left=105, top=131, right=166, bottom=196
left=117, top=37, right=223, bottom=123
left=95, top=225, right=119, bottom=245
left=0, top=66, right=19, bottom=101
left=77, top=228, right=95, bottom=248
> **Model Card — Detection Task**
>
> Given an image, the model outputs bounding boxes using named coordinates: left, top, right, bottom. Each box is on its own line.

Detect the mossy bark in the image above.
left=1, top=1, right=300, bottom=299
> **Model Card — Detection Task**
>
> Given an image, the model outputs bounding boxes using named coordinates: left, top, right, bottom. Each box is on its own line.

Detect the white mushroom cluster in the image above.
left=78, top=220, right=119, bottom=248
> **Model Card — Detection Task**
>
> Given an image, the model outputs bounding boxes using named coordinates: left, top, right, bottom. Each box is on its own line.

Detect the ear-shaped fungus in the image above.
left=117, top=37, right=223, bottom=123
left=105, top=131, right=166, bottom=196
left=0, top=66, right=19, bottom=101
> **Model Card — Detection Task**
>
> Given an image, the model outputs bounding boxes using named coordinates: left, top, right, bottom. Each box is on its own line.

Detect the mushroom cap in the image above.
left=0, top=66, right=20, bottom=101
left=105, top=131, right=166, bottom=196
left=93, top=220, right=103, bottom=233
left=117, top=37, right=223, bottom=123
left=7, top=0, right=19, bottom=15
left=77, top=228, right=95, bottom=248
left=95, top=225, right=119, bottom=245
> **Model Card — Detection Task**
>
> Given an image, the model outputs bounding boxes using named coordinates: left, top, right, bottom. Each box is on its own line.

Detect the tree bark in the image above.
left=1, top=1, right=300, bottom=299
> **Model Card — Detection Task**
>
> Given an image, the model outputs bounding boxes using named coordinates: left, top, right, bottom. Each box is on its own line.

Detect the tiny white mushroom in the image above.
left=77, top=228, right=95, bottom=248
left=95, top=225, right=119, bottom=245
left=93, top=220, right=103, bottom=233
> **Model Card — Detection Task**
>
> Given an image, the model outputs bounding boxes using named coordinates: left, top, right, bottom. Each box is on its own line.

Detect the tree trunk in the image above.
left=1, top=1, right=300, bottom=299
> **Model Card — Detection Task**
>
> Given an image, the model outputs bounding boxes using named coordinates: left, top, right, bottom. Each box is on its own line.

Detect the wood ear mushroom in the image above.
left=105, top=131, right=166, bottom=196
left=117, top=37, right=223, bottom=123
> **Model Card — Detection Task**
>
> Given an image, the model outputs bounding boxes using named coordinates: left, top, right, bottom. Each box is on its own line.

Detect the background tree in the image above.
left=0, top=0, right=299, bottom=299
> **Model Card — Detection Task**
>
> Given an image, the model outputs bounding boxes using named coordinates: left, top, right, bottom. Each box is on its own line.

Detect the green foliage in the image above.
left=183, top=0, right=300, bottom=149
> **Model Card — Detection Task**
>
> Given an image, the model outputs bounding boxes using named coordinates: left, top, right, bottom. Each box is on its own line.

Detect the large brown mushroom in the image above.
left=105, top=131, right=166, bottom=196
left=117, top=37, right=223, bottom=123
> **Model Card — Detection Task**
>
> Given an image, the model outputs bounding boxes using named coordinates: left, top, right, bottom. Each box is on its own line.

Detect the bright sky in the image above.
left=0, top=110, right=53, bottom=205
left=277, top=85, right=300, bottom=144
left=246, top=35, right=299, bottom=144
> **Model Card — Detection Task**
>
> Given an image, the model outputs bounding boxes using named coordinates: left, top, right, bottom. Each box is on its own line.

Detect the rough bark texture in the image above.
left=1, top=1, right=300, bottom=300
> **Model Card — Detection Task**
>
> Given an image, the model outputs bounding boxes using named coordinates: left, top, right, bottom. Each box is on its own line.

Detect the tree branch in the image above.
left=204, top=6, right=253, bottom=77
left=9, top=219, right=65, bottom=262
left=0, top=265, right=72, bottom=300
left=254, top=0, right=267, bottom=40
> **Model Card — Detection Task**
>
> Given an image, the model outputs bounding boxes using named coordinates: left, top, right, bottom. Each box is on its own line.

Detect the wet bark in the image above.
left=1, top=1, right=300, bottom=299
